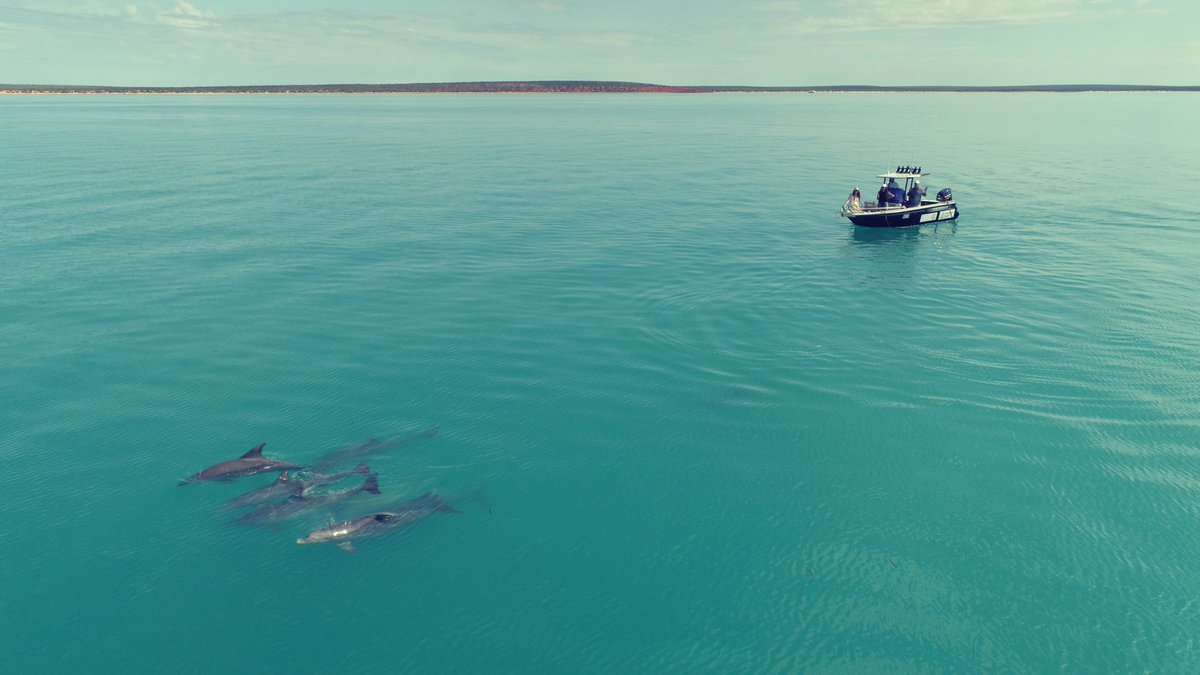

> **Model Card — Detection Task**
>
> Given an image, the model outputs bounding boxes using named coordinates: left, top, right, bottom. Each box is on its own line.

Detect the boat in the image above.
left=839, top=166, right=959, bottom=228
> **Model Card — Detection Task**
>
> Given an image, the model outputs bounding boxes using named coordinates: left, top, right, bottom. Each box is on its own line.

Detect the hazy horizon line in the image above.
left=3, top=81, right=1198, bottom=93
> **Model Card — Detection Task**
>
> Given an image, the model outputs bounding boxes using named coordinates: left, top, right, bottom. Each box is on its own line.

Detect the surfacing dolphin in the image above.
left=311, top=426, right=439, bottom=473
left=235, top=474, right=380, bottom=525
left=221, top=462, right=370, bottom=510
left=219, top=471, right=302, bottom=511
left=294, top=462, right=371, bottom=494
left=178, top=443, right=305, bottom=486
left=296, top=492, right=457, bottom=551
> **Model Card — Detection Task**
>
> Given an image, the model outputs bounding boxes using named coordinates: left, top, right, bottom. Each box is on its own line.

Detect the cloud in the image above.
left=519, top=1, right=568, bottom=13
left=761, top=0, right=1155, bottom=33
left=155, top=0, right=216, bottom=30
left=577, top=31, right=637, bottom=48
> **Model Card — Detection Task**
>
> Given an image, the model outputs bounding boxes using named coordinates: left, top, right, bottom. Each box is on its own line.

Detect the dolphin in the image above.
left=311, top=426, right=438, bottom=473
left=296, top=492, right=457, bottom=551
left=235, top=474, right=380, bottom=525
left=218, top=471, right=303, bottom=511
left=221, top=462, right=369, bottom=511
left=294, top=462, right=371, bottom=495
left=179, top=443, right=305, bottom=485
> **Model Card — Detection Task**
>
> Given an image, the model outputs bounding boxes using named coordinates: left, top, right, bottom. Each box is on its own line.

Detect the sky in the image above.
left=0, top=0, right=1196, bottom=86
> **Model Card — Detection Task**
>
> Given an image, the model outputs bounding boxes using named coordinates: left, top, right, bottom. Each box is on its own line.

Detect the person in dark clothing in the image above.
left=877, top=184, right=891, bottom=206
left=906, top=180, right=926, bottom=207
left=886, top=178, right=904, bottom=204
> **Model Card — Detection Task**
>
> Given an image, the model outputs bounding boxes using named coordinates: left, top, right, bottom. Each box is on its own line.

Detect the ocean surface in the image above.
left=3, top=92, right=1199, bottom=673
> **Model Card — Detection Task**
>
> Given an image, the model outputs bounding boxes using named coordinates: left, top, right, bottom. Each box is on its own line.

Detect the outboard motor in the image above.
left=936, top=188, right=953, bottom=202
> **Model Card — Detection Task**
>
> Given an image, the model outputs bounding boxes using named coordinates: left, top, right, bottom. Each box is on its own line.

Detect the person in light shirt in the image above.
left=844, top=187, right=863, bottom=213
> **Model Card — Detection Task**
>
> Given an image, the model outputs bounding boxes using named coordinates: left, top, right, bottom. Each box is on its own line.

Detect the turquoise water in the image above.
left=3, top=92, right=1199, bottom=672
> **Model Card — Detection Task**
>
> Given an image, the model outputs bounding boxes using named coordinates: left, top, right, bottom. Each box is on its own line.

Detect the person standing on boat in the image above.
left=906, top=180, right=926, bottom=207
left=886, top=177, right=903, bottom=204
left=877, top=183, right=892, bottom=206
left=844, top=188, right=863, bottom=213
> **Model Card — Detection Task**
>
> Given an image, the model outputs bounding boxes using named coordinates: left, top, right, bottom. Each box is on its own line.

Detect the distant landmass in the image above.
left=2, top=81, right=1197, bottom=94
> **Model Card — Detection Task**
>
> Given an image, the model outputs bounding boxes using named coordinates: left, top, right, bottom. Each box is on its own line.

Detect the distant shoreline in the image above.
left=2, top=81, right=1198, bottom=95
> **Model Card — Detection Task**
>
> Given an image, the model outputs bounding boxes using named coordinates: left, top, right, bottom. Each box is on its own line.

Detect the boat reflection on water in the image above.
left=849, top=219, right=958, bottom=248
left=844, top=220, right=958, bottom=289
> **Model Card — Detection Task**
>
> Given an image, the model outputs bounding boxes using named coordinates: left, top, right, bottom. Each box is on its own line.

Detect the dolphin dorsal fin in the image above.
left=354, top=462, right=369, bottom=474
left=364, top=474, right=380, bottom=494
left=373, top=513, right=396, bottom=522
left=277, top=471, right=290, bottom=481
left=242, top=443, right=266, bottom=459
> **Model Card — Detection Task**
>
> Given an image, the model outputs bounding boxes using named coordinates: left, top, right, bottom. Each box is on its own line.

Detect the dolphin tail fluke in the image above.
left=241, top=443, right=266, bottom=459
left=364, top=474, right=381, bottom=494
